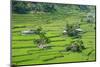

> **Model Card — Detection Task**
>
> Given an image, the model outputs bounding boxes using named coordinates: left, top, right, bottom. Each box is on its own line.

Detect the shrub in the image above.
left=63, top=23, right=81, bottom=37
left=65, top=39, right=85, bottom=52
left=33, top=26, right=50, bottom=48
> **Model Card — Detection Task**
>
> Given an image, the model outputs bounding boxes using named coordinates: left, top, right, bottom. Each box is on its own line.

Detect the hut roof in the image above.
left=75, top=28, right=83, bottom=32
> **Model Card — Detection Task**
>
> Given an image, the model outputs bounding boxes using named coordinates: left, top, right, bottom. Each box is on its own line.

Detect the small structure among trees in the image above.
left=65, top=39, right=85, bottom=52
left=21, top=26, right=45, bottom=35
left=63, top=23, right=83, bottom=38
left=21, top=30, right=36, bottom=35
left=33, top=26, right=51, bottom=49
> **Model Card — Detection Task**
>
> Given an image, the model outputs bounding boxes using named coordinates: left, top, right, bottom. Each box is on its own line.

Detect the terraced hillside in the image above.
left=12, top=1, right=96, bottom=65
left=12, top=12, right=96, bottom=65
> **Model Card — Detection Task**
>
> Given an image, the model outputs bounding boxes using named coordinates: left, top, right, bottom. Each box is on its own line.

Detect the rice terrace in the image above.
left=12, top=1, right=96, bottom=66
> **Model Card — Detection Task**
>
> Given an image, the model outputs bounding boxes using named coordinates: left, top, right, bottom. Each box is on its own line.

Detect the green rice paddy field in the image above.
left=12, top=13, right=96, bottom=65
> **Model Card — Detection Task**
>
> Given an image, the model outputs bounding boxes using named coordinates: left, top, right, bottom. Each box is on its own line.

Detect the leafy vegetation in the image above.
left=66, top=39, right=85, bottom=52
left=63, top=23, right=82, bottom=37
left=12, top=1, right=96, bottom=65
left=33, top=26, right=50, bottom=49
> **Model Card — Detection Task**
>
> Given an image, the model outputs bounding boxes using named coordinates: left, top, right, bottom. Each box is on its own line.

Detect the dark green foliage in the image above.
left=33, top=26, right=50, bottom=48
left=66, top=39, right=85, bottom=52
left=79, top=5, right=90, bottom=12
left=12, top=1, right=94, bottom=14
left=12, top=1, right=56, bottom=13
left=12, top=1, right=31, bottom=13
left=42, top=4, right=56, bottom=12
left=35, top=26, right=43, bottom=34
left=33, top=37, right=50, bottom=45
left=66, top=42, right=81, bottom=52
left=64, top=23, right=81, bottom=37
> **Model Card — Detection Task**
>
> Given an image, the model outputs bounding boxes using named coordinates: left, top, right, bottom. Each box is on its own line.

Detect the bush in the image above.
left=33, top=26, right=50, bottom=48
left=12, top=1, right=31, bottom=14
left=65, top=39, right=85, bottom=52
left=63, top=23, right=81, bottom=37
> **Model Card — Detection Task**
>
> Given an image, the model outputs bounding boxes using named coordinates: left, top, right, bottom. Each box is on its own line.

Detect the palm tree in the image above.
left=66, top=39, right=85, bottom=52
left=64, top=23, right=81, bottom=37
left=33, top=26, right=50, bottom=49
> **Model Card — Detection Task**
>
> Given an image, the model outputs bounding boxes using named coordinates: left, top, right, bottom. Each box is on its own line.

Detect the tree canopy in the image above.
left=12, top=1, right=95, bottom=14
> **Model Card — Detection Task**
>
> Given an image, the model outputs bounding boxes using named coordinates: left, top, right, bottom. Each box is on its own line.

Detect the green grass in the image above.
left=12, top=12, right=96, bottom=65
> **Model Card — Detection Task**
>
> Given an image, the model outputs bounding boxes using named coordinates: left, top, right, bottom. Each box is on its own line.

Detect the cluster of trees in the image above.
left=33, top=26, right=50, bottom=49
left=12, top=1, right=93, bottom=14
left=12, top=1, right=56, bottom=14
left=66, top=39, right=85, bottom=52
left=12, top=1, right=31, bottom=13
left=64, top=23, right=81, bottom=37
